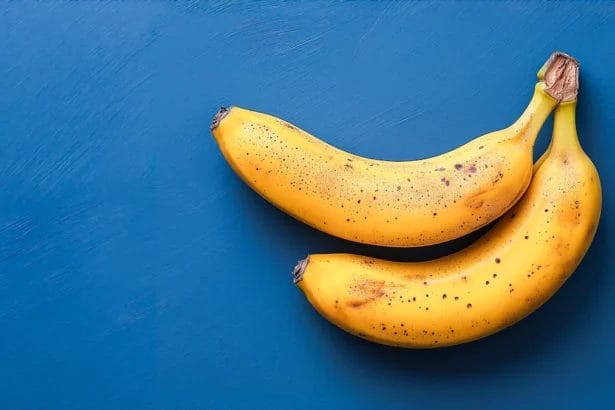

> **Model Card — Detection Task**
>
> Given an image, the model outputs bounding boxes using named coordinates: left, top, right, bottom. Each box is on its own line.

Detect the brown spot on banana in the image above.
left=492, top=170, right=504, bottom=184
left=276, top=118, right=299, bottom=131
left=512, top=113, right=534, bottom=138
left=464, top=190, right=487, bottom=209
left=348, top=279, right=387, bottom=308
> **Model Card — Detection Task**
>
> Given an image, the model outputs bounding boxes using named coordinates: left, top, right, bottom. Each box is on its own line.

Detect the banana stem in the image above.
left=551, top=101, right=581, bottom=151
left=510, top=50, right=579, bottom=144
left=509, top=85, right=558, bottom=143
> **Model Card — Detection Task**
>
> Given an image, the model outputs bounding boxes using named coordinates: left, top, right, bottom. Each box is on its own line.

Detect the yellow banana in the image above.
left=294, top=100, right=601, bottom=348
left=211, top=52, right=578, bottom=247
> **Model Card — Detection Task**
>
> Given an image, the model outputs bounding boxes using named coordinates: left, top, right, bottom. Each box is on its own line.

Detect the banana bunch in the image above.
left=212, top=52, right=602, bottom=348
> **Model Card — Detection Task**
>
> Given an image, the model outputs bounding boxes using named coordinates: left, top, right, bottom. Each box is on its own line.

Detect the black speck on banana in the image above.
left=211, top=52, right=578, bottom=247
left=293, top=99, right=601, bottom=348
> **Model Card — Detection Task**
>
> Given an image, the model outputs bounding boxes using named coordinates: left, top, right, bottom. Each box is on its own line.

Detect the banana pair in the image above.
left=211, top=52, right=601, bottom=348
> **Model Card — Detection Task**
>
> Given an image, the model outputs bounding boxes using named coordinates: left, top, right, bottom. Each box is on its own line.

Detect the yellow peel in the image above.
left=212, top=53, right=577, bottom=247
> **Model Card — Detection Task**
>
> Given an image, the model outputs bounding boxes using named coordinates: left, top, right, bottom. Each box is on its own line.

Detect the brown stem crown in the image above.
left=539, top=52, right=579, bottom=102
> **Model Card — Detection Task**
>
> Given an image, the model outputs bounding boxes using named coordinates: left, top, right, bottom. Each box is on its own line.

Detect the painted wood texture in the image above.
left=1, top=2, right=613, bottom=409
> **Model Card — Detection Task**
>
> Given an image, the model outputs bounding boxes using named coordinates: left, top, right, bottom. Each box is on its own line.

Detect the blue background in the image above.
left=1, top=2, right=613, bottom=409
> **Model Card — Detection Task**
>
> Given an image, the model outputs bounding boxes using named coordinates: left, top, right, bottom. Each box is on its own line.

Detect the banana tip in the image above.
left=293, top=256, right=309, bottom=284
left=210, top=106, right=232, bottom=131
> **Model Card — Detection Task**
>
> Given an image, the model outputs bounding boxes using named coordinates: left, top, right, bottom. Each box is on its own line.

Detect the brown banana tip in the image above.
left=293, top=256, right=309, bottom=284
left=210, top=106, right=232, bottom=131
left=540, top=51, right=580, bottom=102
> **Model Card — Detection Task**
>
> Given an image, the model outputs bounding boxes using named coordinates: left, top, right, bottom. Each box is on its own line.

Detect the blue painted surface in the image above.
left=1, top=2, right=614, bottom=409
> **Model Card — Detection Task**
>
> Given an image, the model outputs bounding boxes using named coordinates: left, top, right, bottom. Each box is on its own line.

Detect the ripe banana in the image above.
left=293, top=100, right=601, bottom=348
left=211, top=52, right=578, bottom=247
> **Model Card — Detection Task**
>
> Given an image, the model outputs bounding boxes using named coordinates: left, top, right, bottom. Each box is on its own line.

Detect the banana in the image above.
left=293, top=99, right=602, bottom=348
left=211, top=52, right=579, bottom=247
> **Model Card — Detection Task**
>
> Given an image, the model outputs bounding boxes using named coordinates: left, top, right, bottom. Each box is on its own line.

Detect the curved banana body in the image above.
left=211, top=54, right=578, bottom=247
left=294, top=101, right=601, bottom=348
